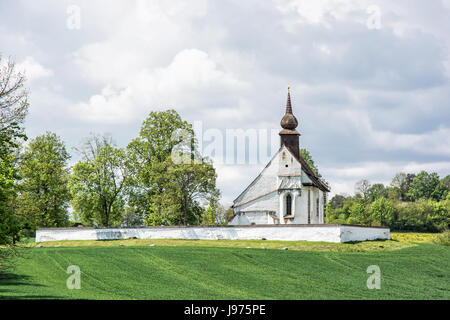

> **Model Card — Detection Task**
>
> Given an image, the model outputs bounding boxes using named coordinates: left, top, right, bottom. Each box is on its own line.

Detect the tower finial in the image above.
left=286, top=86, right=293, bottom=115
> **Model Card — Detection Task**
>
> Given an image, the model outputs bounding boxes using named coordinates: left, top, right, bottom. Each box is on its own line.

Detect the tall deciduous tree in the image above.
left=166, top=156, right=219, bottom=226
left=329, top=194, right=346, bottom=210
left=370, top=198, right=396, bottom=227
left=0, top=56, right=29, bottom=147
left=1, top=56, right=29, bottom=254
left=127, top=110, right=194, bottom=220
left=390, top=173, right=416, bottom=201
left=367, top=183, right=387, bottom=202
left=69, top=135, right=129, bottom=227
left=407, top=171, right=441, bottom=201
left=16, top=132, right=71, bottom=229
left=127, top=110, right=219, bottom=226
left=441, top=175, right=450, bottom=191
left=355, top=179, right=371, bottom=200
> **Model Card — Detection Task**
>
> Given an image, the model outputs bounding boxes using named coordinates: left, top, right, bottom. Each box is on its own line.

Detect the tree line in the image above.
left=0, top=57, right=226, bottom=248
left=326, top=173, right=450, bottom=232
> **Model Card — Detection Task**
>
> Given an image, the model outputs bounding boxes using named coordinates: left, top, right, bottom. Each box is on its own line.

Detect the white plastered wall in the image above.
left=36, top=225, right=390, bottom=243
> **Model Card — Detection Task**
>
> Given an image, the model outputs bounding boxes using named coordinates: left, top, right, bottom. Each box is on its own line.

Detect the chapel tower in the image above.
left=279, top=86, right=301, bottom=159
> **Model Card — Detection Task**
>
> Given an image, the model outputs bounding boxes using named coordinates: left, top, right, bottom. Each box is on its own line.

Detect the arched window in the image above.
left=285, top=194, right=292, bottom=216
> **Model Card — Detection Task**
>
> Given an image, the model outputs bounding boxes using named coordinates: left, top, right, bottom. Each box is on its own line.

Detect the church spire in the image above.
left=280, top=86, right=298, bottom=130
left=286, top=85, right=293, bottom=114
left=279, top=86, right=300, bottom=160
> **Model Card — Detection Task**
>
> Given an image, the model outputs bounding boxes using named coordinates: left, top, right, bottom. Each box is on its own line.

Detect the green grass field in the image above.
left=1, top=235, right=449, bottom=300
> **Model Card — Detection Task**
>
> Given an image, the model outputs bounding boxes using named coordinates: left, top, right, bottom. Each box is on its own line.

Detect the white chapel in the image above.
left=230, top=88, right=330, bottom=225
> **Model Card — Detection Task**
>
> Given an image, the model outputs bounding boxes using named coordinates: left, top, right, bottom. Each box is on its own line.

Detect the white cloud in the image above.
left=71, top=48, right=247, bottom=124
left=324, top=161, right=450, bottom=197
left=443, top=0, right=450, bottom=9
left=15, top=56, right=53, bottom=81
left=72, top=0, right=212, bottom=86
left=275, top=0, right=359, bottom=24
left=344, top=108, right=450, bottom=157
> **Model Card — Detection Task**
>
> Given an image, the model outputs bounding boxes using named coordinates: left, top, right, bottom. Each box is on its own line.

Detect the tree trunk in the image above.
left=102, top=199, right=109, bottom=227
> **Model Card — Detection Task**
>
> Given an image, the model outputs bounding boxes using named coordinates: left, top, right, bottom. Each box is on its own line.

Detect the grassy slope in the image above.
left=1, top=239, right=449, bottom=300
left=15, top=232, right=437, bottom=252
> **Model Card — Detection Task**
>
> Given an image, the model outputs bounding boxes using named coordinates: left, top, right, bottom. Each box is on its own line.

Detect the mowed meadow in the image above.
left=0, top=233, right=449, bottom=300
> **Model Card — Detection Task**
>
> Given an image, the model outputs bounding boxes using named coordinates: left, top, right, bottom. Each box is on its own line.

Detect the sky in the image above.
left=1, top=0, right=450, bottom=206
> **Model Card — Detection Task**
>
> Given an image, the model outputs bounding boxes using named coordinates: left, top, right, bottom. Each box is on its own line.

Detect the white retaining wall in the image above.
left=36, top=225, right=390, bottom=243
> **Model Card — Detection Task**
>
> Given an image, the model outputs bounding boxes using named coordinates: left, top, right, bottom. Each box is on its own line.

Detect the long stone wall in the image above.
left=36, top=225, right=390, bottom=243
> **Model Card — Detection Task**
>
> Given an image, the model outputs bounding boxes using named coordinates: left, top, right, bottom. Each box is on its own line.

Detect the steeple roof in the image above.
left=280, top=86, right=299, bottom=131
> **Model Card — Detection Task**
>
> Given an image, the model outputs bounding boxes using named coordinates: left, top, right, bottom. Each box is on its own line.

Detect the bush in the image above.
left=432, top=230, right=450, bottom=246
left=327, top=196, right=449, bottom=232
left=370, top=198, right=396, bottom=227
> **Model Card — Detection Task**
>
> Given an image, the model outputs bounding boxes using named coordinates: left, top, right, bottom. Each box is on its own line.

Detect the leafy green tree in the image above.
left=348, top=199, right=369, bottom=225
left=127, top=110, right=219, bottom=226
left=431, top=181, right=449, bottom=201
left=367, top=183, right=387, bottom=202
left=0, top=153, right=22, bottom=245
left=224, top=206, right=234, bottom=224
left=325, top=170, right=450, bottom=231
left=427, top=199, right=450, bottom=232
left=149, top=156, right=219, bottom=226
left=69, top=135, right=129, bottom=227
left=441, top=175, right=450, bottom=191
left=1, top=56, right=29, bottom=147
left=128, top=109, right=193, bottom=164
left=370, top=198, right=396, bottom=227
left=1, top=56, right=29, bottom=255
left=214, top=203, right=228, bottom=225
left=326, top=196, right=354, bottom=224
left=329, top=194, right=346, bottom=210
left=300, top=149, right=321, bottom=178
left=386, top=186, right=401, bottom=201
left=16, top=132, right=71, bottom=229
left=390, top=173, right=416, bottom=201
left=407, top=171, right=440, bottom=201
left=127, top=110, right=194, bottom=220
left=325, top=204, right=347, bottom=224
left=201, top=199, right=217, bottom=225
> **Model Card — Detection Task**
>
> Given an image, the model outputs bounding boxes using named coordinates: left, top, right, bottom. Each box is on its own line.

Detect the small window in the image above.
left=316, top=198, right=319, bottom=217
left=282, top=152, right=286, bottom=160
left=285, top=194, right=292, bottom=216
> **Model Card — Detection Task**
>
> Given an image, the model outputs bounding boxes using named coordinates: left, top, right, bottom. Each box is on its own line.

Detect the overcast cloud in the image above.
left=1, top=0, right=449, bottom=205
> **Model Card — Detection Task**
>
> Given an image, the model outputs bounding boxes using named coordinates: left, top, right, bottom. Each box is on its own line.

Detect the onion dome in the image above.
left=280, top=86, right=298, bottom=130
